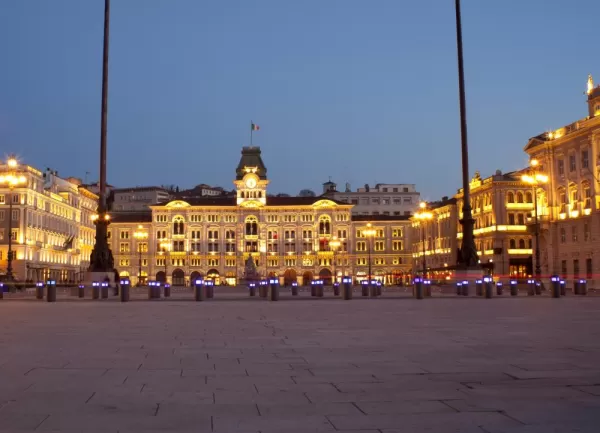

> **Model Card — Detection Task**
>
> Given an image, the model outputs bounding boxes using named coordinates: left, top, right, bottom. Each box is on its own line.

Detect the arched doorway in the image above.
left=302, top=271, right=313, bottom=286
left=156, top=271, right=166, bottom=283
left=172, top=269, right=185, bottom=286
left=207, top=269, right=220, bottom=284
left=319, top=268, right=332, bottom=285
left=283, top=269, right=297, bottom=286
left=190, top=271, right=202, bottom=283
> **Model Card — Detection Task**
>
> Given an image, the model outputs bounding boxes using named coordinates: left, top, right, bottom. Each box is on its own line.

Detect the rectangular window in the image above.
left=191, top=241, right=201, bottom=252
left=156, top=258, right=165, bottom=267
left=356, top=241, right=366, bottom=252
left=12, top=194, right=19, bottom=203
left=11, top=209, right=18, bottom=221
left=119, top=259, right=129, bottom=267
left=558, top=159, right=564, bottom=175
left=208, top=242, right=219, bottom=253
left=376, top=229, right=384, bottom=237
left=0, top=195, right=4, bottom=204
left=119, top=243, right=130, bottom=253
left=191, top=258, right=202, bottom=267
left=225, top=259, right=236, bottom=267
left=392, top=228, right=403, bottom=237
left=173, top=240, right=184, bottom=252
left=392, top=240, right=403, bottom=251
left=374, top=241, right=385, bottom=251
left=374, top=258, right=385, bottom=265
left=582, top=150, right=589, bottom=169
left=508, top=213, right=515, bottom=225
left=208, top=258, right=219, bottom=267
left=584, top=223, right=591, bottom=241
left=560, top=227, right=566, bottom=243
left=586, top=258, right=592, bottom=279
left=561, top=260, right=567, bottom=277
left=120, top=231, right=129, bottom=239
left=156, top=214, right=168, bottom=222
left=517, top=214, right=524, bottom=225
left=569, top=154, right=576, bottom=172
left=572, top=226, right=578, bottom=242
left=356, top=257, right=367, bottom=266
left=0, top=210, right=3, bottom=221
left=208, top=230, right=219, bottom=239
left=284, top=258, right=296, bottom=267
left=573, top=259, right=580, bottom=277
left=11, top=229, right=17, bottom=241
left=207, top=215, right=219, bottom=223
left=189, top=214, right=201, bottom=222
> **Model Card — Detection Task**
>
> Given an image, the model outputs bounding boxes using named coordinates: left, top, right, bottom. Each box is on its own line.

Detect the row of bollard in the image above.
left=245, top=277, right=356, bottom=301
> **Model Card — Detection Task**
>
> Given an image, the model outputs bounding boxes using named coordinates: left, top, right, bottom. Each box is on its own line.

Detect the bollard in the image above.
left=92, top=281, right=100, bottom=299
left=164, top=283, right=171, bottom=298
left=101, top=281, right=109, bottom=299
left=205, top=280, right=214, bottom=299
left=342, top=276, right=352, bottom=300
left=46, top=280, right=57, bottom=303
left=510, top=280, right=518, bottom=296
left=475, top=279, right=483, bottom=296
left=36, top=282, right=45, bottom=300
left=574, top=280, right=580, bottom=295
left=414, top=277, right=424, bottom=300
left=361, top=280, right=369, bottom=297
left=483, top=276, right=493, bottom=299
left=579, top=279, right=588, bottom=296
left=291, top=281, right=298, bottom=296
left=78, top=284, right=85, bottom=298
left=456, top=281, right=462, bottom=296
left=550, top=275, right=560, bottom=298
left=194, top=279, right=205, bottom=301
left=369, top=279, right=378, bottom=298
left=148, top=281, right=155, bottom=299
left=527, top=279, right=536, bottom=296
left=560, top=280, right=566, bottom=296
left=119, top=279, right=130, bottom=302
left=496, top=281, right=503, bottom=296
left=310, top=280, right=316, bottom=297
left=269, top=278, right=279, bottom=301
left=424, top=279, right=431, bottom=297
left=248, top=281, right=256, bottom=297
left=333, top=282, right=340, bottom=296
left=0, top=282, right=3, bottom=300
left=258, top=280, right=267, bottom=297
left=462, top=280, right=469, bottom=296
left=535, top=281, right=542, bottom=296
left=316, top=280, right=324, bottom=298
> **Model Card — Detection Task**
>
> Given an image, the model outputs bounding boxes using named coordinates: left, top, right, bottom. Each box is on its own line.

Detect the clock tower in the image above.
left=234, top=146, right=269, bottom=207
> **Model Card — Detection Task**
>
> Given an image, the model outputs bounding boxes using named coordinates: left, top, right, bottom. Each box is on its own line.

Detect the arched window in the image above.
left=525, top=192, right=533, bottom=203
left=516, top=192, right=524, bottom=203
left=528, top=239, right=533, bottom=249
left=318, top=216, right=331, bottom=235
left=518, top=239, right=525, bottom=249
left=173, top=216, right=185, bottom=235
left=507, top=192, right=514, bottom=203
left=245, top=216, right=258, bottom=236
left=509, top=239, right=516, bottom=249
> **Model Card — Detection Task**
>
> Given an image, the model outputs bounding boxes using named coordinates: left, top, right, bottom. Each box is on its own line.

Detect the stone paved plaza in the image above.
left=1, top=291, right=600, bottom=432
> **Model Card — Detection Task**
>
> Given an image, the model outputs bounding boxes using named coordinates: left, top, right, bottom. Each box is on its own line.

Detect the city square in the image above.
left=1, top=290, right=600, bottom=432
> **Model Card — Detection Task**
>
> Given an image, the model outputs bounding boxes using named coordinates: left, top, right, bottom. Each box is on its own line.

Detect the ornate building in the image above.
left=524, top=74, right=600, bottom=287
left=108, top=147, right=413, bottom=286
left=0, top=160, right=99, bottom=282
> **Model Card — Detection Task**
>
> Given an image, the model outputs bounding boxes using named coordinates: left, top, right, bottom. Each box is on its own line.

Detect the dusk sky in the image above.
left=1, top=0, right=599, bottom=200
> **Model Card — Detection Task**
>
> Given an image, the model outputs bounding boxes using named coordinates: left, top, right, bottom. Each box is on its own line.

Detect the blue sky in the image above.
left=1, top=0, right=599, bottom=200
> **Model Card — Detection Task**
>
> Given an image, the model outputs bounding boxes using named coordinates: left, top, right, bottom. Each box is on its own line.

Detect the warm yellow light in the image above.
left=587, top=74, right=594, bottom=95
left=91, top=214, right=99, bottom=221
left=419, top=201, right=426, bottom=209
left=522, top=174, right=533, bottom=184
left=530, top=159, right=539, bottom=167
left=535, top=174, right=548, bottom=183
left=7, top=158, right=17, bottom=168
left=104, top=214, right=110, bottom=220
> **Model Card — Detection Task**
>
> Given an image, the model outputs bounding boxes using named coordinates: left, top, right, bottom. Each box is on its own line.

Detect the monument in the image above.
left=242, top=256, right=260, bottom=285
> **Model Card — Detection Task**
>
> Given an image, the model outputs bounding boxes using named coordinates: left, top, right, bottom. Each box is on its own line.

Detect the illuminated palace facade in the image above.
left=108, top=147, right=413, bottom=286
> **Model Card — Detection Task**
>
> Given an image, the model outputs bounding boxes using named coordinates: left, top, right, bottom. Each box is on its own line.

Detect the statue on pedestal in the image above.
left=243, top=256, right=260, bottom=283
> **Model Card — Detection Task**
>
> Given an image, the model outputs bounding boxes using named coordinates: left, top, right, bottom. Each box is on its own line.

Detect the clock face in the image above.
left=245, top=177, right=257, bottom=189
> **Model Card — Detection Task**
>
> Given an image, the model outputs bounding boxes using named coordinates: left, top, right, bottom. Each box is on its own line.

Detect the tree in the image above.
left=299, top=189, right=316, bottom=197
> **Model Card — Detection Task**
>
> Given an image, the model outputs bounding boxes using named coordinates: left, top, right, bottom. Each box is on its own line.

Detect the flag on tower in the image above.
left=251, top=123, right=260, bottom=131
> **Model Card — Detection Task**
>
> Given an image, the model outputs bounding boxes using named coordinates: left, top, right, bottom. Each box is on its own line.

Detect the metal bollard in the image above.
left=36, top=282, right=45, bottom=300
left=194, top=279, right=205, bottom=301
left=462, top=280, right=469, bottom=296
left=0, top=282, right=3, bottom=300
left=535, top=281, right=542, bottom=296
left=550, top=275, right=560, bottom=298
left=342, top=276, right=352, bottom=300
left=164, top=283, right=171, bottom=298
left=456, top=281, right=462, bottom=296
left=46, top=279, right=57, bottom=303
left=119, top=279, right=130, bottom=302
left=316, top=280, right=324, bottom=298
left=148, top=281, right=154, bottom=299
left=527, top=279, right=536, bottom=296
left=92, top=281, right=100, bottom=299
left=333, top=282, right=340, bottom=296
left=205, top=280, right=214, bottom=299
left=483, top=276, right=493, bottom=299
left=78, top=284, right=85, bottom=298
left=101, top=281, right=109, bottom=299
left=496, top=281, right=503, bottom=296
left=269, top=278, right=279, bottom=301
left=510, top=280, right=518, bottom=296
left=291, top=281, right=298, bottom=296
left=475, top=279, right=483, bottom=296
left=259, top=280, right=268, bottom=297
left=248, top=281, right=256, bottom=297
left=579, top=279, right=588, bottom=295
left=560, top=280, right=566, bottom=296
left=414, top=277, right=424, bottom=300
left=361, top=280, right=369, bottom=297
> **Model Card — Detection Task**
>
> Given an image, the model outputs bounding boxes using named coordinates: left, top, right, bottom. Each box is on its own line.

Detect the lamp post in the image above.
left=159, top=240, right=170, bottom=284
left=522, top=159, right=548, bottom=282
left=133, top=225, right=148, bottom=286
left=455, top=0, right=478, bottom=268
left=363, top=223, right=376, bottom=286
left=0, top=157, right=27, bottom=282
left=329, top=236, right=341, bottom=284
left=415, top=202, right=433, bottom=278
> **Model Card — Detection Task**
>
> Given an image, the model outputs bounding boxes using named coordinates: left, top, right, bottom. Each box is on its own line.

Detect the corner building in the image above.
left=108, top=147, right=413, bottom=286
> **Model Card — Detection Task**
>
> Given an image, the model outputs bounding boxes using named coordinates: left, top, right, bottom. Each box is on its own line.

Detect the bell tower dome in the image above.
left=234, top=146, right=269, bottom=207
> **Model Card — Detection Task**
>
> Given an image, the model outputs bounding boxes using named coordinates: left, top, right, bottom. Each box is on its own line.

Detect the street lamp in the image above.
left=415, top=202, right=433, bottom=278
left=522, top=159, right=548, bottom=282
left=363, top=223, right=376, bottom=287
left=133, top=225, right=148, bottom=286
left=159, top=240, right=170, bottom=284
left=329, top=236, right=341, bottom=284
left=0, top=157, right=27, bottom=281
